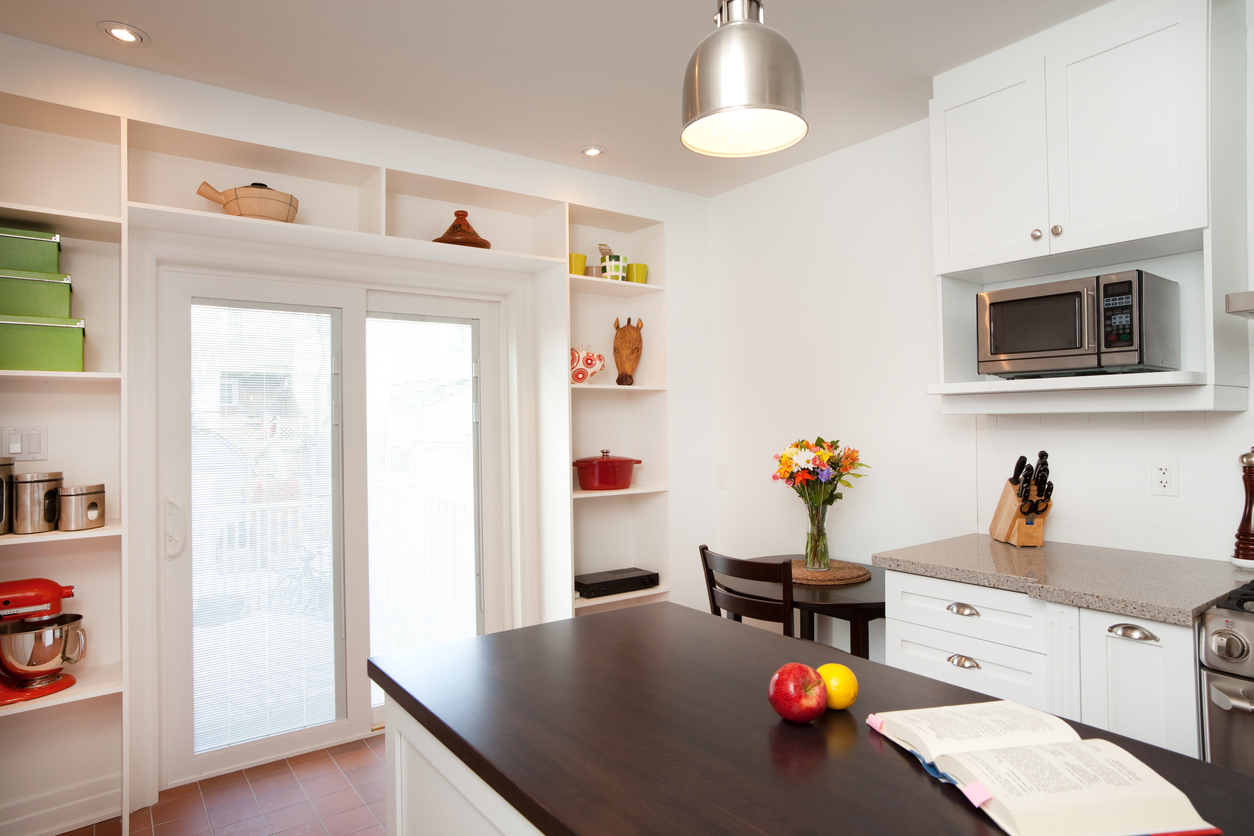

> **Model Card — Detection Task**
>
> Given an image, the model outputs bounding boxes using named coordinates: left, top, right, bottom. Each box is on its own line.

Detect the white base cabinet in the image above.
left=1078, top=608, right=1200, bottom=757
left=885, top=571, right=1200, bottom=757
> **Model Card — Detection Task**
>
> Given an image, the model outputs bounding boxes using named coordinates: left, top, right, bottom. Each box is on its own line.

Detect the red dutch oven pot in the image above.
left=573, top=450, right=642, bottom=490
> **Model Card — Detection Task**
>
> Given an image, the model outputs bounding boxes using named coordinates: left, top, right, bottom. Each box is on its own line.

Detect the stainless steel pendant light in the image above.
left=681, top=0, right=807, bottom=157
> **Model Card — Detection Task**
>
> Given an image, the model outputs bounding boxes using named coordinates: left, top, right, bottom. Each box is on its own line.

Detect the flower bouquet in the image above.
left=773, top=437, right=868, bottom=571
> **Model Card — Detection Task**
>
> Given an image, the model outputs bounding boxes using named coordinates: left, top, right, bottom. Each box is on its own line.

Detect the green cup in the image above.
left=626, top=263, right=648, bottom=284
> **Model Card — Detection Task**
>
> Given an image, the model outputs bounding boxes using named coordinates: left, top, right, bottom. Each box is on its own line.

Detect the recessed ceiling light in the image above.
left=581, top=146, right=606, bottom=157
left=97, top=21, right=150, bottom=45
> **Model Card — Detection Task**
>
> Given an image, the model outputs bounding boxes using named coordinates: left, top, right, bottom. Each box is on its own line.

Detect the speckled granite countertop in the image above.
left=871, top=534, right=1254, bottom=626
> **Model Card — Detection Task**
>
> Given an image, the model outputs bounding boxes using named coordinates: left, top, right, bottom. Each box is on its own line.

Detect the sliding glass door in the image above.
left=366, top=313, right=482, bottom=709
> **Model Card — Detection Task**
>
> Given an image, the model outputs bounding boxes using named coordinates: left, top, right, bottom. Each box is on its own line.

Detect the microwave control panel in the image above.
left=1103, top=279, right=1135, bottom=348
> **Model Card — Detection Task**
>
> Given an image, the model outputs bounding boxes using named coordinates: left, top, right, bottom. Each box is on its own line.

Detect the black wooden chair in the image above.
left=698, top=545, right=795, bottom=638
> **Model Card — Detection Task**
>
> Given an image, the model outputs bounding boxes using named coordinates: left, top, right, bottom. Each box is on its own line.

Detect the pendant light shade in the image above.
left=681, top=0, right=807, bottom=157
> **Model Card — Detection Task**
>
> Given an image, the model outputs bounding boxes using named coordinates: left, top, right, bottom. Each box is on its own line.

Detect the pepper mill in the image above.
left=1235, top=447, right=1254, bottom=569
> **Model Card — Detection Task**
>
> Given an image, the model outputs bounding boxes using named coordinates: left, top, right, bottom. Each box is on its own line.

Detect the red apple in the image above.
left=767, top=663, right=827, bottom=723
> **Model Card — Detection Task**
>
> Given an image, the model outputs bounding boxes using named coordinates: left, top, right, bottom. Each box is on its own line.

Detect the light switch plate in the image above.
left=2, top=426, right=48, bottom=461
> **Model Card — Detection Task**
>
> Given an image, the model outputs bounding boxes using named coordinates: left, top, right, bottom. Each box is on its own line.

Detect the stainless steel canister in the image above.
left=13, top=472, right=62, bottom=534
left=0, top=457, right=12, bottom=535
left=58, top=484, right=105, bottom=531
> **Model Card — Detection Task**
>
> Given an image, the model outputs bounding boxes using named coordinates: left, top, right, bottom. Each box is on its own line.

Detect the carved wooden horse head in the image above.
left=613, top=317, right=643, bottom=386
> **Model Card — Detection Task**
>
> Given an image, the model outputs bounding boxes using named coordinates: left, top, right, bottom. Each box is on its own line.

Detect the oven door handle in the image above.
left=1210, top=680, right=1254, bottom=714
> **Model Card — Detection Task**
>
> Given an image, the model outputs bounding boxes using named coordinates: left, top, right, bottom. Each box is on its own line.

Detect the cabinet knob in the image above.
left=1051, top=225, right=1063, bottom=236
left=946, top=602, right=980, bottom=617
left=946, top=654, right=981, bottom=670
left=1107, top=623, right=1159, bottom=642
left=1030, top=229, right=1043, bottom=240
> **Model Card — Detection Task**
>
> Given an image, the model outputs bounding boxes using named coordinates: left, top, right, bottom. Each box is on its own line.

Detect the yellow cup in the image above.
left=626, top=263, right=648, bottom=284
left=569, top=253, right=587, bottom=275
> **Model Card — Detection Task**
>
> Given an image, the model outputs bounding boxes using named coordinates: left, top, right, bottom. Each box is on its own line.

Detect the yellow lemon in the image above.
left=816, top=662, right=858, bottom=710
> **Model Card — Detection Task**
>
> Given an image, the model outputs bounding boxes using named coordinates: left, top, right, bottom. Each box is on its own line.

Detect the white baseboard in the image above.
left=0, top=773, right=121, bottom=836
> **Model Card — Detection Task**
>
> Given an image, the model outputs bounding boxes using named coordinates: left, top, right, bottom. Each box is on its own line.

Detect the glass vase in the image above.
left=804, top=503, right=830, bottom=571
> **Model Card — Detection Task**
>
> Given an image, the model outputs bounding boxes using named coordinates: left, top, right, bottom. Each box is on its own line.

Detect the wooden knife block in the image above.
left=989, top=480, right=1051, bottom=547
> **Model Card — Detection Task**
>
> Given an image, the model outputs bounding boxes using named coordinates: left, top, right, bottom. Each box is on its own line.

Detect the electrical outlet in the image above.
left=714, top=464, right=728, bottom=489
left=2, top=426, right=48, bottom=461
left=1150, top=456, right=1179, bottom=497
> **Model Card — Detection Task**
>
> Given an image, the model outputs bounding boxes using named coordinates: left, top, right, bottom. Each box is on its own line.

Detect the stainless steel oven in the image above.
left=977, top=270, right=1180, bottom=378
left=1200, top=581, right=1254, bottom=778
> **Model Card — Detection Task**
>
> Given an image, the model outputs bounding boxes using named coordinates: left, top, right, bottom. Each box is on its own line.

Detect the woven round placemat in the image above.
left=791, top=560, right=872, bottom=585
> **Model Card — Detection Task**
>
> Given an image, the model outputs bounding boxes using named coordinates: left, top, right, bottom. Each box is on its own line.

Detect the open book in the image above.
left=866, top=700, right=1219, bottom=836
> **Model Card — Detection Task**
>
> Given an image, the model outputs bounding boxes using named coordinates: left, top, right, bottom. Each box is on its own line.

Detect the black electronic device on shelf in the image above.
left=575, top=567, right=659, bottom=599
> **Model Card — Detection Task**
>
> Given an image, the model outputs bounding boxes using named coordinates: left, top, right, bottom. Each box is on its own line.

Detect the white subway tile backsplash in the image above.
left=997, top=414, right=1042, bottom=429
left=1144, top=411, right=1207, bottom=429
left=1152, top=502, right=1211, bottom=531
left=977, top=405, right=1254, bottom=561
left=1119, top=525, right=1176, bottom=554
left=1090, top=498, right=1147, bottom=527
left=1066, top=519, right=1120, bottom=547
left=1041, top=413, right=1091, bottom=430
left=1089, top=413, right=1145, bottom=429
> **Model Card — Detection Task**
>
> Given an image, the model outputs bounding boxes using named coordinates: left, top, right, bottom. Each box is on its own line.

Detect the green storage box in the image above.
left=0, top=314, right=84, bottom=371
left=0, top=269, right=72, bottom=318
left=0, top=226, right=60, bottom=273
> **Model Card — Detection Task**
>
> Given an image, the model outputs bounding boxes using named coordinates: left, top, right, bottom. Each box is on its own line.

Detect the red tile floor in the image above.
left=58, top=735, right=387, bottom=836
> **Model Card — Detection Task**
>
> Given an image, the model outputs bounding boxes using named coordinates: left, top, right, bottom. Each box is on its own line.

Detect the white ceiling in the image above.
left=0, top=0, right=1108, bottom=197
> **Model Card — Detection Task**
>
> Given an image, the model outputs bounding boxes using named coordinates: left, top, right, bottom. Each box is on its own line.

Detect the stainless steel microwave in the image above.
left=977, top=270, right=1180, bottom=378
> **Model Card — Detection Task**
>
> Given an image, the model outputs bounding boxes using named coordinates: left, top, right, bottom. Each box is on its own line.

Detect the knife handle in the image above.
left=1010, top=455, right=1028, bottom=485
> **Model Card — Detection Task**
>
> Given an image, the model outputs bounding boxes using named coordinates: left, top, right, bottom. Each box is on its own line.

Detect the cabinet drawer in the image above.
left=886, top=572, right=1048, bottom=652
left=886, top=619, right=1051, bottom=712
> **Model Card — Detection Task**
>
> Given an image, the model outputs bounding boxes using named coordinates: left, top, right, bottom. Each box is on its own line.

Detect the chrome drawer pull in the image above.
left=947, top=654, right=981, bottom=670
left=1108, top=623, right=1159, bottom=642
left=1210, top=681, right=1254, bottom=714
left=946, top=602, right=980, bottom=617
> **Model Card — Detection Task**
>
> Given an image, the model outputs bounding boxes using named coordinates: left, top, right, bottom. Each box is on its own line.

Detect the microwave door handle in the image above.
left=1085, top=287, right=1097, bottom=352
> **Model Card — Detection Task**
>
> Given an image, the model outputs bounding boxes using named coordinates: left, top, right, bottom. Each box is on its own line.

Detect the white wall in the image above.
left=707, top=120, right=977, bottom=568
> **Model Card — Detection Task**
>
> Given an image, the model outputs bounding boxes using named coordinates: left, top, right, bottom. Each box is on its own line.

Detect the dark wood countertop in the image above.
left=368, top=602, right=1254, bottom=836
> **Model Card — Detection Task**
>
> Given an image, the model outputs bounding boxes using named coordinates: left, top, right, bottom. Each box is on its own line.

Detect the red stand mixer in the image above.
left=0, top=578, right=86, bottom=705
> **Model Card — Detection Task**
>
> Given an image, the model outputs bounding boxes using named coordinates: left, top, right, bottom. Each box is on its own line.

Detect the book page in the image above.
left=938, top=739, right=1217, bottom=836
left=876, top=701, right=1078, bottom=762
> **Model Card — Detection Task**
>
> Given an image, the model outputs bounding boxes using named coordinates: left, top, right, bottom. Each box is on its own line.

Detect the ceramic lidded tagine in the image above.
left=433, top=210, right=491, bottom=249
left=197, top=182, right=299, bottom=223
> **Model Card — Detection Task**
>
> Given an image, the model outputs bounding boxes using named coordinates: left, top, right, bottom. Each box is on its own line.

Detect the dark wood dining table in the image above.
left=737, top=555, right=886, bottom=656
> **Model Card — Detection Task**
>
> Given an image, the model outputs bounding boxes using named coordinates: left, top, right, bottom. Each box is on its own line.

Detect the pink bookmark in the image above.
left=865, top=714, right=884, bottom=733
left=962, top=781, right=993, bottom=808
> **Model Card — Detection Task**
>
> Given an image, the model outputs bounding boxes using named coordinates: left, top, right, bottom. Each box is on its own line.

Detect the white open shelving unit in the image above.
left=567, top=207, right=670, bottom=616
left=0, top=87, right=676, bottom=835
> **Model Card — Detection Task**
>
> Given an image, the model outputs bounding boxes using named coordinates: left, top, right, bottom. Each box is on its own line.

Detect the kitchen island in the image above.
left=367, top=602, right=1254, bottom=836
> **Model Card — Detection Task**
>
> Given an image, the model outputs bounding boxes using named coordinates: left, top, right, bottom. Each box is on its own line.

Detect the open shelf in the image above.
left=0, top=202, right=122, bottom=244
left=574, top=585, right=670, bottom=610
left=927, top=370, right=1208, bottom=396
left=0, top=519, right=121, bottom=550
left=569, top=274, right=664, bottom=297
left=0, top=370, right=122, bottom=384
left=0, top=662, right=122, bottom=718
left=128, top=202, right=564, bottom=274
left=573, top=486, right=668, bottom=499
left=571, top=383, right=666, bottom=392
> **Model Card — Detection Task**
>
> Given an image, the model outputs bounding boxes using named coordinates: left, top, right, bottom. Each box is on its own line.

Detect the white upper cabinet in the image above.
left=931, top=59, right=1049, bottom=274
left=1045, top=3, right=1208, bottom=254
left=932, top=0, right=1208, bottom=276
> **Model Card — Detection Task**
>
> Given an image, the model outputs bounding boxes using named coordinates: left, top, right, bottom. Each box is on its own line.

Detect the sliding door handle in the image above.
left=165, top=497, right=186, bottom=559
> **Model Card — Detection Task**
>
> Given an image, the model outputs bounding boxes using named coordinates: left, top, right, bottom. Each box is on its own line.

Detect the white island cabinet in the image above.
left=885, top=570, right=1201, bottom=757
